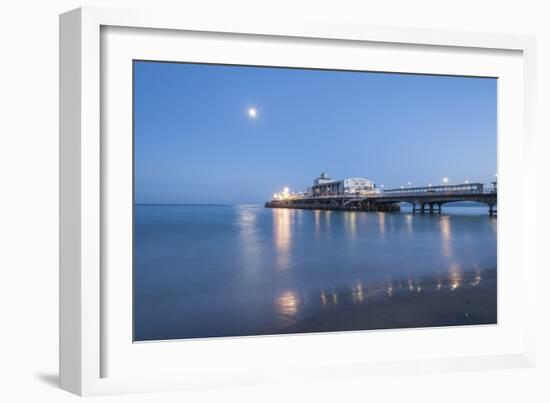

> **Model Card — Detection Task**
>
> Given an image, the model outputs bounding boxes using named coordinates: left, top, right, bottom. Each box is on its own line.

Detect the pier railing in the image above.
left=380, top=183, right=492, bottom=196
left=284, top=183, right=495, bottom=200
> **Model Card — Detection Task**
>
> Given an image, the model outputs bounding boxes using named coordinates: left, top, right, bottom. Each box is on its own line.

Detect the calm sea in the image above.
left=134, top=204, right=497, bottom=341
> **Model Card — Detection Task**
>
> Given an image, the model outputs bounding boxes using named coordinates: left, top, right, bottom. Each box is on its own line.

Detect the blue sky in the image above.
left=134, top=61, right=496, bottom=204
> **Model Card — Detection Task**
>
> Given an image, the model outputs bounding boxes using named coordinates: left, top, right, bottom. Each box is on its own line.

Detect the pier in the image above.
left=265, top=174, right=497, bottom=215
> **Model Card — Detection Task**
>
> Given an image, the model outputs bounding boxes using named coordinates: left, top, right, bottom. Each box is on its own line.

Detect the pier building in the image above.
left=308, top=172, right=379, bottom=197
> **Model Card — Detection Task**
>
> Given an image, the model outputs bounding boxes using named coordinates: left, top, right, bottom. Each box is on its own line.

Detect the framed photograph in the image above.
left=60, top=7, right=537, bottom=396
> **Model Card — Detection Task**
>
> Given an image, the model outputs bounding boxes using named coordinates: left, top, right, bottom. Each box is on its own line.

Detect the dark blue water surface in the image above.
left=134, top=204, right=497, bottom=341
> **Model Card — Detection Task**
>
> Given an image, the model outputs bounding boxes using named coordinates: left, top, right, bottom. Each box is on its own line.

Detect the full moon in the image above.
left=247, top=107, right=257, bottom=118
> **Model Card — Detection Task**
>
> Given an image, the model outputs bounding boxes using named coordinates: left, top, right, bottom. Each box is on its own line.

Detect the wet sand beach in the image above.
left=283, top=269, right=497, bottom=335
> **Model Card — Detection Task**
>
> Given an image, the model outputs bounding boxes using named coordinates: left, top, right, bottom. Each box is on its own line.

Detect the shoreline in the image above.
left=135, top=268, right=497, bottom=341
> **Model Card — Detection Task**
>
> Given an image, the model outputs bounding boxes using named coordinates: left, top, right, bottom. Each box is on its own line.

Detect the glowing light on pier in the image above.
left=247, top=107, right=257, bottom=118
left=272, top=187, right=291, bottom=200
left=443, top=177, right=449, bottom=183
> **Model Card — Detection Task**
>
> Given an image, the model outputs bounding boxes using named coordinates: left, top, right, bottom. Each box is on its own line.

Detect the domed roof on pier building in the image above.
left=314, top=172, right=333, bottom=185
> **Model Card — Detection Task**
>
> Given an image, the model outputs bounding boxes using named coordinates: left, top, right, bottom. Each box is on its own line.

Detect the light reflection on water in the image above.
left=134, top=204, right=497, bottom=340
left=276, top=291, right=300, bottom=326
left=440, top=215, right=453, bottom=259
left=344, top=212, right=357, bottom=240
left=273, top=208, right=292, bottom=270
left=405, top=214, right=413, bottom=234
left=274, top=269, right=489, bottom=315
left=324, top=210, right=332, bottom=231
left=449, top=263, right=462, bottom=291
left=314, top=210, right=321, bottom=238
left=351, top=282, right=364, bottom=304
left=236, top=206, right=262, bottom=276
left=377, top=212, right=385, bottom=236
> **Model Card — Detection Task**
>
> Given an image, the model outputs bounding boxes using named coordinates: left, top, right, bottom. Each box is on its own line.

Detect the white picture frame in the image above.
left=60, top=6, right=537, bottom=396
